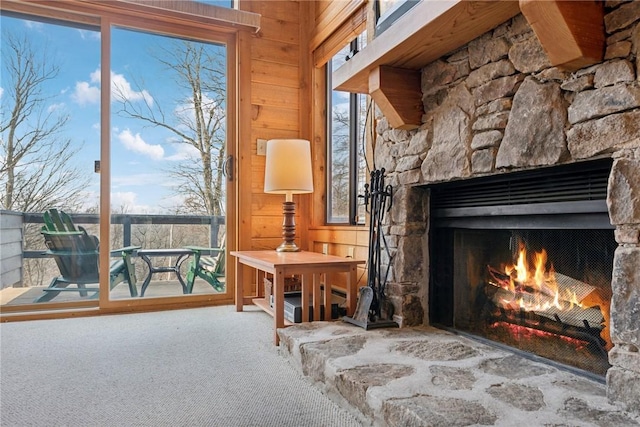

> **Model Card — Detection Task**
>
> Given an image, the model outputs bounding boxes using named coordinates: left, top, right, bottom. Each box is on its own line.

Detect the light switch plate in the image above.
left=257, top=139, right=267, bottom=156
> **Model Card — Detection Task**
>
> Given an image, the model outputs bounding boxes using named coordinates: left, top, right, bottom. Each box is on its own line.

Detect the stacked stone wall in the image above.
left=375, top=0, right=640, bottom=413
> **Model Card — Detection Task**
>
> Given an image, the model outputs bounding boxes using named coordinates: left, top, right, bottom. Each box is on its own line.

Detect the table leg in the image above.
left=323, top=273, right=331, bottom=320
left=274, top=267, right=285, bottom=345
left=139, top=254, right=153, bottom=297
left=347, top=264, right=357, bottom=316
left=235, top=261, right=244, bottom=312
left=301, top=274, right=310, bottom=323
left=257, top=270, right=266, bottom=298
left=313, top=273, right=321, bottom=321
left=175, top=253, right=191, bottom=294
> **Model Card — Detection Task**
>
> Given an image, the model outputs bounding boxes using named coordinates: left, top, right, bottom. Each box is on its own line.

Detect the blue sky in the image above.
left=1, top=8, right=226, bottom=214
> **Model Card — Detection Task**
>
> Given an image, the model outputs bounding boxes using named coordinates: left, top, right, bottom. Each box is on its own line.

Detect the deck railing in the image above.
left=0, top=210, right=225, bottom=288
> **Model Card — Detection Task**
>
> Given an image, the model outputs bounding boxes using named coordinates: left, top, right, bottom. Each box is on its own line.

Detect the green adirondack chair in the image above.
left=184, top=243, right=225, bottom=293
left=35, top=208, right=140, bottom=303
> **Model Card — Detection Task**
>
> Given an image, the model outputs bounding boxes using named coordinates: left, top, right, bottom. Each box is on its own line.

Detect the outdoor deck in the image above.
left=0, top=278, right=222, bottom=307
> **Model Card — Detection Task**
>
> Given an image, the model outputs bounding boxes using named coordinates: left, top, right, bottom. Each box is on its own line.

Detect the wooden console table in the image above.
left=230, top=250, right=365, bottom=345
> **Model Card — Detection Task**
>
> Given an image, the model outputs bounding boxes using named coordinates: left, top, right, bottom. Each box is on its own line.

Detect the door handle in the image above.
left=223, top=155, right=233, bottom=182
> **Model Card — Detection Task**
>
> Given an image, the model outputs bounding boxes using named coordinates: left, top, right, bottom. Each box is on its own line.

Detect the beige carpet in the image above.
left=0, top=305, right=365, bottom=427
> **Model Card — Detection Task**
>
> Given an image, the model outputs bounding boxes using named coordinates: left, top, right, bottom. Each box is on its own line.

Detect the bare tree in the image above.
left=0, top=31, right=90, bottom=213
left=1, top=31, right=93, bottom=287
left=114, top=40, right=226, bottom=216
left=330, top=108, right=351, bottom=218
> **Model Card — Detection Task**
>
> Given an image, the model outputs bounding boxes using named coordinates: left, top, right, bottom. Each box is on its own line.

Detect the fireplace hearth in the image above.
left=429, top=160, right=615, bottom=376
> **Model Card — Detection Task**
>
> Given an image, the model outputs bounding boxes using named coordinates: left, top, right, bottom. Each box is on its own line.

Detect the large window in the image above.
left=327, top=38, right=368, bottom=225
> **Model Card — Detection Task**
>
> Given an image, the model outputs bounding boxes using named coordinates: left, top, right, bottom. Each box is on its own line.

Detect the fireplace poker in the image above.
left=344, top=168, right=398, bottom=330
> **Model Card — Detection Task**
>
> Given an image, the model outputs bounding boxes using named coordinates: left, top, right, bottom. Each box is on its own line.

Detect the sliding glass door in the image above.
left=0, top=12, right=102, bottom=309
left=1, top=4, right=236, bottom=313
left=108, top=26, right=229, bottom=301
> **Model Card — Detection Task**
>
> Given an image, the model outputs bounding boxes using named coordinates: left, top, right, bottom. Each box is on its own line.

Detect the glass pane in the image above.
left=356, top=93, right=368, bottom=224
left=110, top=27, right=227, bottom=299
left=196, top=0, right=234, bottom=7
left=0, top=13, right=101, bottom=308
left=328, top=85, right=351, bottom=223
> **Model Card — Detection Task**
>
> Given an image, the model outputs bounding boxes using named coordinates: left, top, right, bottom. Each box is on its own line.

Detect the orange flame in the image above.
left=500, top=246, right=584, bottom=312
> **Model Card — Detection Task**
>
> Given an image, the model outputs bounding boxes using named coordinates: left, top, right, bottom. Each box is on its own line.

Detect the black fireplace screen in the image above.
left=428, top=159, right=615, bottom=376
left=430, top=228, right=614, bottom=376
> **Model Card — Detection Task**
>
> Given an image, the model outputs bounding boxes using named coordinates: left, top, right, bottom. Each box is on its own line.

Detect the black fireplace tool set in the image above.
left=344, top=169, right=399, bottom=330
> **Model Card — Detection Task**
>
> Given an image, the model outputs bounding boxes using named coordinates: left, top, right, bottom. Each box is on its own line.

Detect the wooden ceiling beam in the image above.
left=369, top=66, right=422, bottom=130
left=520, top=0, right=604, bottom=71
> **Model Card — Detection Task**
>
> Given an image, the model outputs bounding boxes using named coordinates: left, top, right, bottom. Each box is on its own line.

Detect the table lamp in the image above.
left=264, top=139, right=314, bottom=252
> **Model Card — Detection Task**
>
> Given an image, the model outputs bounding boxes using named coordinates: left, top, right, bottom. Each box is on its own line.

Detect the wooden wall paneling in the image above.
left=250, top=128, right=299, bottom=143
left=298, top=0, right=313, bottom=251
left=309, top=0, right=366, bottom=51
left=309, top=227, right=369, bottom=246
left=313, top=5, right=367, bottom=68
left=249, top=0, right=300, bottom=24
left=251, top=83, right=300, bottom=109
left=314, top=0, right=331, bottom=19
left=252, top=238, right=292, bottom=250
left=252, top=193, right=285, bottom=216
left=251, top=60, right=299, bottom=88
left=251, top=106, right=300, bottom=131
left=252, top=215, right=285, bottom=239
left=258, top=15, right=299, bottom=45
left=242, top=1, right=304, bottom=269
left=251, top=38, right=300, bottom=65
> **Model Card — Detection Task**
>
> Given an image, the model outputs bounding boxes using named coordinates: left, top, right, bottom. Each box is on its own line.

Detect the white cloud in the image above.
left=164, top=142, right=200, bottom=161
left=111, top=72, right=154, bottom=106
left=112, top=173, right=162, bottom=187
left=110, top=191, right=154, bottom=213
left=0, top=87, right=4, bottom=99
left=78, top=189, right=99, bottom=212
left=117, top=129, right=164, bottom=160
left=71, top=81, right=100, bottom=105
left=47, top=102, right=66, bottom=113
left=71, top=68, right=154, bottom=107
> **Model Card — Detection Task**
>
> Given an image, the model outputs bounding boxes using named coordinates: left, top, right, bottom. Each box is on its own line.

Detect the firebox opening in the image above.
left=427, top=159, right=614, bottom=378
left=430, top=228, right=615, bottom=376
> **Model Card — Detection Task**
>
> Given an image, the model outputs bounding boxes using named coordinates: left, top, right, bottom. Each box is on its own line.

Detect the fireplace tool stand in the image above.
left=344, top=169, right=399, bottom=330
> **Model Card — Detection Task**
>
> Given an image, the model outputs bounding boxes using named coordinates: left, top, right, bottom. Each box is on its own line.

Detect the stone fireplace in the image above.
left=375, top=4, right=640, bottom=414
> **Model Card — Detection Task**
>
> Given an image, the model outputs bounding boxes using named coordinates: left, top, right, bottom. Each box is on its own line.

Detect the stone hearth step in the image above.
left=278, top=323, right=640, bottom=427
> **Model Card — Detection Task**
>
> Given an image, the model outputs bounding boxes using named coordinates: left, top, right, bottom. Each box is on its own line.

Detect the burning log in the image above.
left=486, top=260, right=605, bottom=330
left=485, top=280, right=604, bottom=329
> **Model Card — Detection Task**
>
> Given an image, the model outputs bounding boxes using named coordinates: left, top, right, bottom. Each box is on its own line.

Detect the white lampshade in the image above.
left=264, top=139, right=314, bottom=196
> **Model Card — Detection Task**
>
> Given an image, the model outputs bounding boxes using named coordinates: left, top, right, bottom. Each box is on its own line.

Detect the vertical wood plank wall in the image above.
left=308, top=0, right=369, bottom=290
left=237, top=0, right=369, bottom=295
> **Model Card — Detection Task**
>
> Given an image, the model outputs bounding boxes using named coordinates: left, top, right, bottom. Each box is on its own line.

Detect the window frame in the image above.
left=326, top=38, right=367, bottom=226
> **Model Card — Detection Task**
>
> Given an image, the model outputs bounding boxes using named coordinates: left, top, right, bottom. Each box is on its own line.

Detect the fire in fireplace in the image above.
left=428, top=159, right=614, bottom=377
